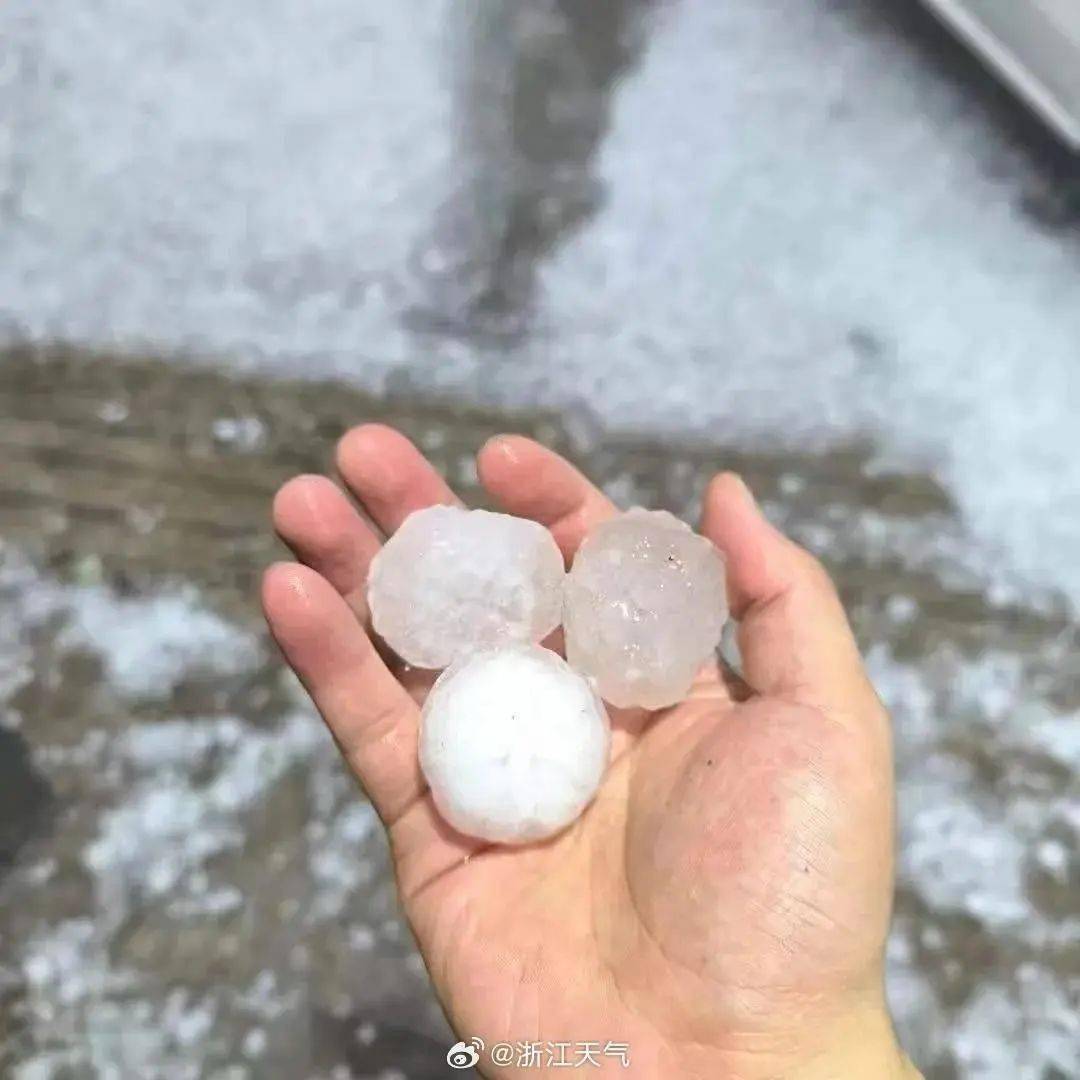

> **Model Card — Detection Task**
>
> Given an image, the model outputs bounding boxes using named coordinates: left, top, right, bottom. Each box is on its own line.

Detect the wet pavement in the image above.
left=2, top=0, right=1079, bottom=1077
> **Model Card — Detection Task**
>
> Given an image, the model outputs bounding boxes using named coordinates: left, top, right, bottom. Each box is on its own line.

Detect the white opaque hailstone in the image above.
left=420, top=645, right=610, bottom=843
left=564, top=508, right=728, bottom=709
left=368, top=505, right=565, bottom=669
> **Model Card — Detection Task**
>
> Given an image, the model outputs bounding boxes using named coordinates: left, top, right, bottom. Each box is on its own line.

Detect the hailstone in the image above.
left=564, top=508, right=728, bottom=709
left=368, top=505, right=565, bottom=669
left=419, top=644, right=610, bottom=843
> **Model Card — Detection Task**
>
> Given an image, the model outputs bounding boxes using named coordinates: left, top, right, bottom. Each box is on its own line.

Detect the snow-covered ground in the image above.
left=3, top=0, right=1079, bottom=609
left=1, top=0, right=1078, bottom=1076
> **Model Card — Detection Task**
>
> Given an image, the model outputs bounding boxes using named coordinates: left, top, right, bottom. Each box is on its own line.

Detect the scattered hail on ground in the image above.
left=0, top=349, right=1076, bottom=1077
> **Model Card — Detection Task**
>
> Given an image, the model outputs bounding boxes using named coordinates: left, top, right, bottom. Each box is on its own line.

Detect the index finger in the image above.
left=336, top=424, right=462, bottom=536
left=476, top=435, right=616, bottom=560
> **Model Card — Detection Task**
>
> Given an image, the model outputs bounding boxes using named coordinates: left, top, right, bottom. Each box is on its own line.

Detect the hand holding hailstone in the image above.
left=265, top=427, right=918, bottom=1079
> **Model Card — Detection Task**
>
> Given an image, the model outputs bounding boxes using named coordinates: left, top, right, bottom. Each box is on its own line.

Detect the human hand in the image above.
left=262, top=425, right=921, bottom=1078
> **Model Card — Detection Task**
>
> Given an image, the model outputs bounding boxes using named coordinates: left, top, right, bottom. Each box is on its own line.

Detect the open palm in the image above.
left=263, top=427, right=914, bottom=1078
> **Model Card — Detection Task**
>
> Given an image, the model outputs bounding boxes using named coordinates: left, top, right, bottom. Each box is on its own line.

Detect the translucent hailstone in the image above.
left=419, top=645, right=610, bottom=843
left=564, top=508, right=728, bottom=709
left=368, top=506, right=565, bottom=669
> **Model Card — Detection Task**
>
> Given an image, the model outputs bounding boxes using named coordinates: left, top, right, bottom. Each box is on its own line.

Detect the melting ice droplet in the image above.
left=564, top=508, right=728, bottom=709
left=368, top=506, right=565, bottom=669
left=419, top=645, right=610, bottom=843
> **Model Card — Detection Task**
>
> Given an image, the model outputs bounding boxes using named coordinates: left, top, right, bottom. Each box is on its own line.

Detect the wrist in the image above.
left=783, top=1002, right=921, bottom=1080
left=670, top=998, right=921, bottom=1080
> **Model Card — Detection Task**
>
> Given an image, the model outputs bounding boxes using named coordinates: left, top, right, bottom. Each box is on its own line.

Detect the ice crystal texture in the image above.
left=368, top=506, right=565, bottom=669
left=419, top=645, right=610, bottom=843
left=564, top=508, right=728, bottom=709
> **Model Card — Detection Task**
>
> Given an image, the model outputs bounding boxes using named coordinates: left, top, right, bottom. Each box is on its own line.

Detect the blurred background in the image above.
left=1, top=1, right=1078, bottom=1077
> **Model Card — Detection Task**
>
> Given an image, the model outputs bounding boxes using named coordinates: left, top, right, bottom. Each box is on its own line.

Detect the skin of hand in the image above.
left=262, top=425, right=922, bottom=1079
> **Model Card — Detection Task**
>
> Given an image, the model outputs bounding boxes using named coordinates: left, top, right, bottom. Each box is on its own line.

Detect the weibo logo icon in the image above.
left=446, top=1037, right=484, bottom=1069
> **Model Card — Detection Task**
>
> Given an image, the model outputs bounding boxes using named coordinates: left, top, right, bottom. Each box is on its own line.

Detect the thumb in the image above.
left=701, top=473, right=882, bottom=724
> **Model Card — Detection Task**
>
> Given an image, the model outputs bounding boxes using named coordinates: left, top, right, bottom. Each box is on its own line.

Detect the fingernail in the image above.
left=485, top=434, right=521, bottom=465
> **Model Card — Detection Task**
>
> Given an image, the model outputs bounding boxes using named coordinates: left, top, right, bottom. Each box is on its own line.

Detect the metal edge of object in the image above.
left=920, top=0, right=1080, bottom=151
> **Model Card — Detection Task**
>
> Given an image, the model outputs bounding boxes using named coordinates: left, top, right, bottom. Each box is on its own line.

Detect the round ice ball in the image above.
left=564, top=508, right=728, bottom=709
left=368, top=505, right=565, bottom=669
left=419, top=644, right=610, bottom=844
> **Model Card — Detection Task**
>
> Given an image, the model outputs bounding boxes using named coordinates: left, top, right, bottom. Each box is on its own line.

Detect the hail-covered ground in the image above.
left=1, top=1, right=1078, bottom=1077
